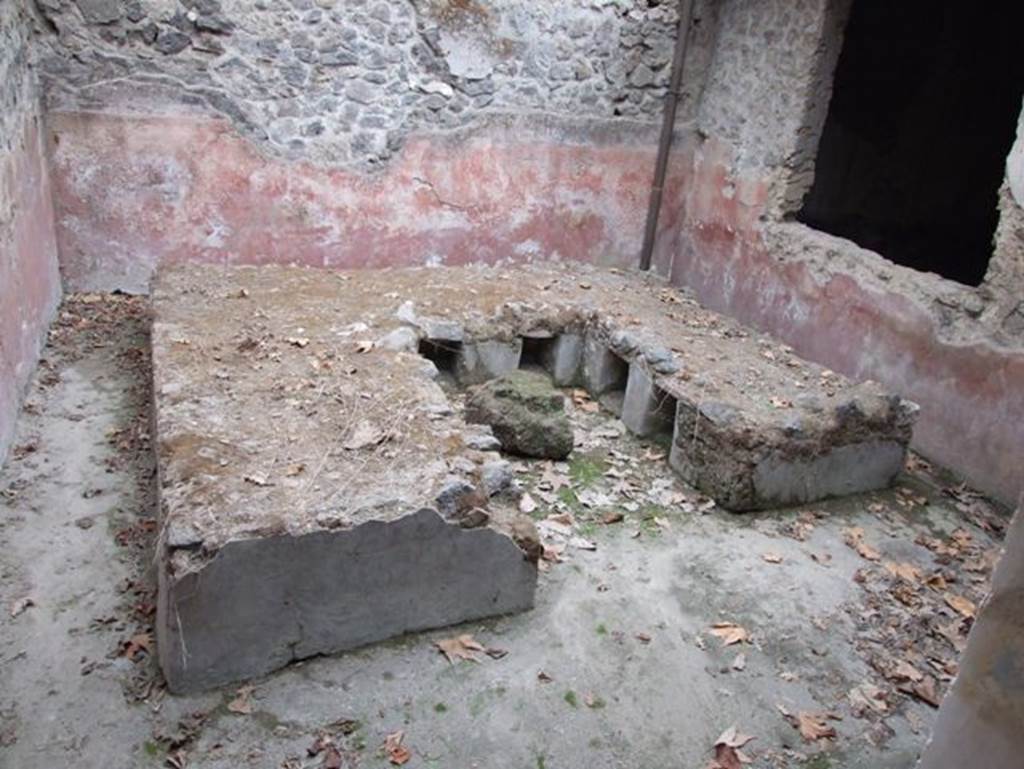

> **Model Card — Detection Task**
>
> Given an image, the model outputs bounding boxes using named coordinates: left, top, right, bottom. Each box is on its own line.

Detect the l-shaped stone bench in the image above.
left=152, top=262, right=917, bottom=691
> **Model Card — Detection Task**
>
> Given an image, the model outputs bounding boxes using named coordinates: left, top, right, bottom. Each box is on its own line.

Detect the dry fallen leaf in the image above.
left=888, top=659, right=924, bottom=683
left=884, top=561, right=922, bottom=583
left=842, top=526, right=881, bottom=561
left=709, top=725, right=755, bottom=769
left=761, top=553, right=783, bottom=564
left=602, top=511, right=625, bottom=525
left=121, top=631, right=153, bottom=660
left=849, top=683, right=888, bottom=716
left=944, top=593, right=977, bottom=618
left=795, top=712, right=837, bottom=742
left=710, top=622, right=749, bottom=646
left=227, top=685, right=255, bottom=715
left=571, top=389, right=600, bottom=413
left=519, top=493, right=538, bottom=515
left=435, top=634, right=485, bottom=664
left=383, top=731, right=411, bottom=766
left=909, top=675, right=942, bottom=708
left=9, top=596, right=35, bottom=618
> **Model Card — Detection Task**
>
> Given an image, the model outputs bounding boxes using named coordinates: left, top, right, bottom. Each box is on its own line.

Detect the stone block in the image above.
left=158, top=510, right=536, bottom=692
left=621, top=363, right=676, bottom=438
left=152, top=265, right=540, bottom=693
left=456, top=339, right=522, bottom=385
left=546, top=333, right=584, bottom=386
left=751, top=440, right=905, bottom=507
left=582, top=332, right=628, bottom=396
left=668, top=389, right=915, bottom=511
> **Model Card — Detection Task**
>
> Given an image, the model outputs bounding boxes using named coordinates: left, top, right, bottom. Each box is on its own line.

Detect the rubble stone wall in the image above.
left=0, top=0, right=62, bottom=467
left=667, top=0, right=1024, bottom=503
left=34, top=0, right=721, bottom=291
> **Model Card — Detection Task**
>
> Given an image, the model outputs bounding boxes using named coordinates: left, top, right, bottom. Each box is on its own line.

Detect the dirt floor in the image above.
left=0, top=294, right=1009, bottom=769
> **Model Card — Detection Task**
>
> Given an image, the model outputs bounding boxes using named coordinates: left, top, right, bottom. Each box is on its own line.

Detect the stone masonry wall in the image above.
left=0, top=0, right=62, bottom=467
left=667, top=0, right=1024, bottom=503
left=36, top=0, right=684, bottom=167
left=36, top=0, right=721, bottom=292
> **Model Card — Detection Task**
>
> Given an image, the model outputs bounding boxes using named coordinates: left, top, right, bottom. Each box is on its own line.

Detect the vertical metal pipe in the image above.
left=638, top=0, right=696, bottom=272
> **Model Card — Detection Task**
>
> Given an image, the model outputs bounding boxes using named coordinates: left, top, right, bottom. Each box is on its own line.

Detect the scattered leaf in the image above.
left=849, top=683, right=888, bottom=716
left=944, top=593, right=976, bottom=618
left=383, top=731, right=411, bottom=766
left=710, top=622, right=749, bottom=646
left=10, top=596, right=35, bottom=618
left=884, top=561, right=922, bottom=583
left=571, top=389, right=599, bottom=413
left=794, top=712, right=837, bottom=742
left=519, top=493, right=538, bottom=515
left=761, top=553, right=783, bottom=564
left=842, top=526, right=881, bottom=561
left=121, top=631, right=153, bottom=660
left=435, top=634, right=485, bottom=664
left=910, top=675, right=942, bottom=708
left=227, top=686, right=254, bottom=715
left=709, top=726, right=755, bottom=769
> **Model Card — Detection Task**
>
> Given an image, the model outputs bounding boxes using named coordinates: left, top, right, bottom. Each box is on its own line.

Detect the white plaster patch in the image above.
left=513, top=239, right=542, bottom=257
left=437, top=29, right=495, bottom=81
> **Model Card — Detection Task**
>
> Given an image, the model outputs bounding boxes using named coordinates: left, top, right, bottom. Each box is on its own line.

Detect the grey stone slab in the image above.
left=546, top=333, right=584, bottom=386
left=582, top=332, right=628, bottom=396
left=158, top=509, right=537, bottom=693
left=621, top=363, right=676, bottom=437
left=751, top=440, right=905, bottom=508
left=456, top=339, right=522, bottom=385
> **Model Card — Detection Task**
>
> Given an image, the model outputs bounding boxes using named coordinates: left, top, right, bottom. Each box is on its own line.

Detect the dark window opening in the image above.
left=797, top=1, right=1024, bottom=286
left=648, top=385, right=678, bottom=445
left=418, top=338, right=460, bottom=373
left=596, top=351, right=630, bottom=416
left=519, top=335, right=555, bottom=372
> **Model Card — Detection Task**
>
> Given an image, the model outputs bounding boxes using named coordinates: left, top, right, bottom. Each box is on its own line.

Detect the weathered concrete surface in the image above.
left=48, top=112, right=686, bottom=293
left=152, top=266, right=542, bottom=692
left=0, top=299, right=1003, bottom=768
left=918, top=497, right=1024, bottom=769
left=160, top=509, right=537, bottom=693
left=152, top=261, right=918, bottom=687
left=0, top=1, right=62, bottom=468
